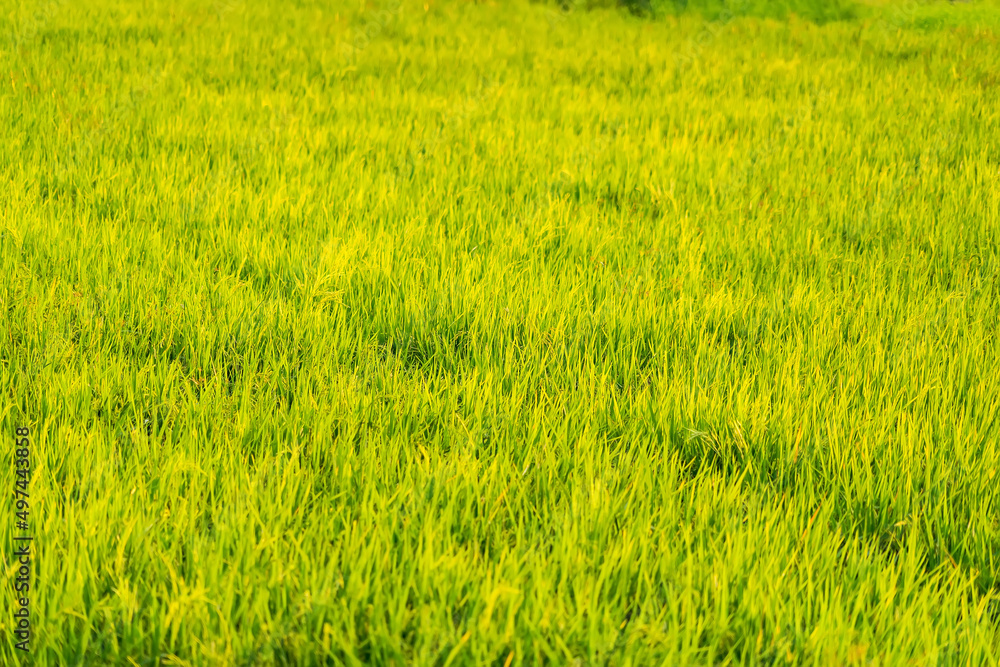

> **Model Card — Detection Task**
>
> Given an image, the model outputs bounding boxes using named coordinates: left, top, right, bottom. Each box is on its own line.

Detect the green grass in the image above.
left=2, top=0, right=1000, bottom=664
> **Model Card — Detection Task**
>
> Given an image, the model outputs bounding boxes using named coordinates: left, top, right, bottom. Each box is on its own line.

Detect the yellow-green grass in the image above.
left=2, top=0, right=1000, bottom=664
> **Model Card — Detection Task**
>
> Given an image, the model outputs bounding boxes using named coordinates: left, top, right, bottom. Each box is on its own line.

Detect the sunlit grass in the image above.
left=1, top=0, right=999, bottom=664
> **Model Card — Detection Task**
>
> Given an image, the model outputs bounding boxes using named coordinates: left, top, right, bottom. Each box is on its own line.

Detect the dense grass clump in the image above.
left=2, top=0, right=1000, bottom=664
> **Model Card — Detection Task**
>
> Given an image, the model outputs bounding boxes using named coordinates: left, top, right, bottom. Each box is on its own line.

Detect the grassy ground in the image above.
left=2, top=0, right=1000, bottom=664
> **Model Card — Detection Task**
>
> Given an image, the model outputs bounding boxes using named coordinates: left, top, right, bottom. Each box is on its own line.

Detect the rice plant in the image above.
left=1, top=0, right=999, bottom=664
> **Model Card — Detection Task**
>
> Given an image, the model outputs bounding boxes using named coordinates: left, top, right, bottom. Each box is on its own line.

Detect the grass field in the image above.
left=2, top=0, right=1000, bottom=664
